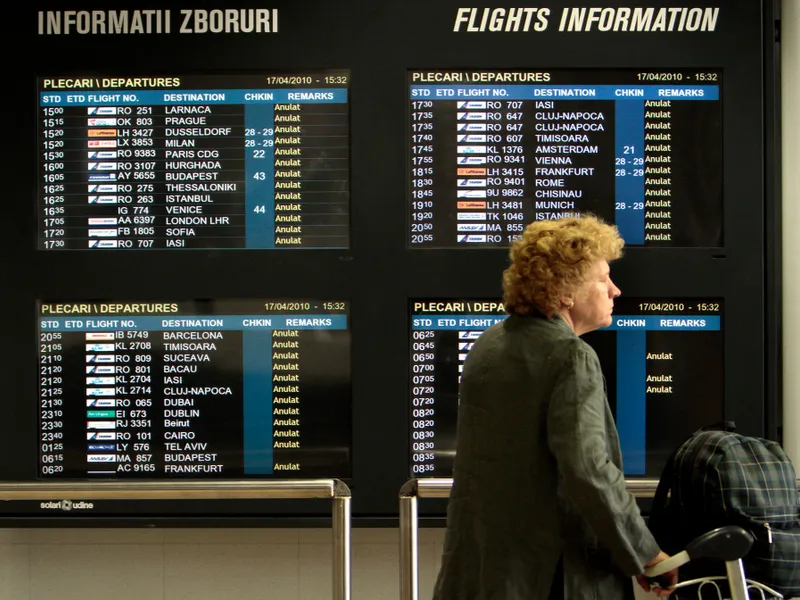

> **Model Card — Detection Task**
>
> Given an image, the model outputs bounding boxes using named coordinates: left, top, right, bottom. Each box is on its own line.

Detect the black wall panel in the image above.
left=0, top=0, right=778, bottom=525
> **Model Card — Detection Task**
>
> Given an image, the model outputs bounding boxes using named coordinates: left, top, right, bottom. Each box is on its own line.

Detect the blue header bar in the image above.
left=40, top=315, right=347, bottom=331
left=412, top=314, right=720, bottom=331
left=606, top=316, right=720, bottom=331
left=40, top=89, right=348, bottom=106
left=412, top=315, right=506, bottom=330
left=410, top=85, right=718, bottom=101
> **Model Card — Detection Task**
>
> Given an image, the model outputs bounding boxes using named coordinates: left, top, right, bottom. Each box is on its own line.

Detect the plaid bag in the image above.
left=648, top=425, right=800, bottom=597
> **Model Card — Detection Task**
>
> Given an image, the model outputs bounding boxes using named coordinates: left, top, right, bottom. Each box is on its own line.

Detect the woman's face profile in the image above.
left=569, top=260, right=622, bottom=335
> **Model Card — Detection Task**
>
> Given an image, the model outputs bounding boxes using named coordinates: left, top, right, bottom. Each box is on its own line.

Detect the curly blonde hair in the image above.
left=502, top=215, right=623, bottom=317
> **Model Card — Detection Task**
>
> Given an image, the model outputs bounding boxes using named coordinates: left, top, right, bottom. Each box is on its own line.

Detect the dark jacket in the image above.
left=432, top=314, right=660, bottom=600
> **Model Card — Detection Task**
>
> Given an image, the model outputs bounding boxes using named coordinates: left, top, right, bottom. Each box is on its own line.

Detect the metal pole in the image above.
left=625, top=479, right=659, bottom=498
left=400, top=491, right=419, bottom=600
left=332, top=480, right=352, bottom=600
left=725, top=559, right=751, bottom=600
left=0, top=479, right=353, bottom=600
left=395, top=476, right=658, bottom=600
left=0, top=480, right=337, bottom=500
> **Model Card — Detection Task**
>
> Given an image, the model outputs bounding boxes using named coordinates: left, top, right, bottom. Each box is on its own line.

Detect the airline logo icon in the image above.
left=459, top=353, right=469, bottom=361
left=88, top=196, right=118, bottom=204
left=87, top=129, right=117, bottom=138
left=457, top=168, right=487, bottom=176
left=457, top=156, right=487, bottom=164
left=86, top=388, right=115, bottom=397
left=88, top=140, right=117, bottom=148
left=457, top=212, right=487, bottom=221
left=88, top=184, right=118, bottom=193
left=85, top=344, right=115, bottom=353
left=459, top=364, right=465, bottom=373
left=88, top=240, right=119, bottom=249
left=87, top=431, right=117, bottom=440
left=88, top=107, right=117, bottom=115
left=88, top=151, right=118, bottom=159
left=457, top=223, right=487, bottom=232
left=88, top=173, right=116, bottom=181
left=457, top=190, right=487, bottom=198
left=457, top=179, right=487, bottom=187
left=457, top=135, right=487, bottom=143
left=457, top=112, right=486, bottom=121
left=88, top=218, right=118, bottom=227
left=457, top=146, right=486, bottom=154
left=88, top=444, right=116, bottom=451
left=88, top=229, right=118, bottom=238
left=86, top=332, right=115, bottom=341
left=86, top=398, right=116, bottom=407
left=86, top=377, right=115, bottom=386
left=457, top=201, right=487, bottom=209
left=86, top=420, right=116, bottom=430
left=88, top=162, right=118, bottom=171
left=457, top=123, right=487, bottom=131
left=87, top=454, right=117, bottom=462
left=457, top=101, right=487, bottom=109
left=86, top=354, right=115, bottom=363
left=87, top=118, right=117, bottom=127
left=456, top=235, right=487, bottom=243
left=86, top=365, right=116, bottom=374
left=459, top=342, right=475, bottom=350
left=458, top=330, right=483, bottom=339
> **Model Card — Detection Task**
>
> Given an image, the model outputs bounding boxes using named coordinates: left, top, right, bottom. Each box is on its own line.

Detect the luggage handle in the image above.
left=645, top=526, right=756, bottom=600
left=644, top=525, right=754, bottom=577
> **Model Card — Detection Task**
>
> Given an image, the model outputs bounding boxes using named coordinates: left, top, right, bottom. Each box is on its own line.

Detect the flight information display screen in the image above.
left=37, top=299, right=351, bottom=478
left=408, top=69, right=721, bottom=248
left=38, top=71, right=350, bottom=250
left=409, top=298, right=723, bottom=477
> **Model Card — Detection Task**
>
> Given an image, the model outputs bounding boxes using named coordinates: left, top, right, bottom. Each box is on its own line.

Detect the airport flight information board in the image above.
left=38, top=71, right=350, bottom=250
left=408, top=69, right=722, bottom=248
left=410, top=299, right=723, bottom=477
left=37, top=299, right=351, bottom=478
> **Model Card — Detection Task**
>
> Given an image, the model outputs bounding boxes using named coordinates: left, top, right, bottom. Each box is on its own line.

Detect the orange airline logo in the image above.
left=88, top=129, right=117, bottom=138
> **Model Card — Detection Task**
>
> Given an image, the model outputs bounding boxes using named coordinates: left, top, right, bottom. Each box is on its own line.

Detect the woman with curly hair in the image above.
left=432, top=215, right=678, bottom=600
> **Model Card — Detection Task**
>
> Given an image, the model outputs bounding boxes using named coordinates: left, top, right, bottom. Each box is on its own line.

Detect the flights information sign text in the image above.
left=409, top=298, right=723, bottom=477
left=408, top=69, right=722, bottom=248
left=39, top=72, right=350, bottom=250
left=38, top=299, right=351, bottom=478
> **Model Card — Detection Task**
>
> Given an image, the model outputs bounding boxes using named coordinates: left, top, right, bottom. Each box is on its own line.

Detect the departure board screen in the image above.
left=37, top=299, right=351, bottom=478
left=38, top=72, right=350, bottom=250
left=408, top=69, right=721, bottom=248
left=409, top=298, right=723, bottom=477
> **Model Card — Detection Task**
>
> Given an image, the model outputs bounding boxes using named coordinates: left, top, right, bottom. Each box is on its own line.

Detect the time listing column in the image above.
left=38, top=323, right=68, bottom=476
left=39, top=103, right=74, bottom=250
left=409, top=300, right=507, bottom=477
left=409, top=96, right=437, bottom=245
left=409, top=315, right=441, bottom=477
